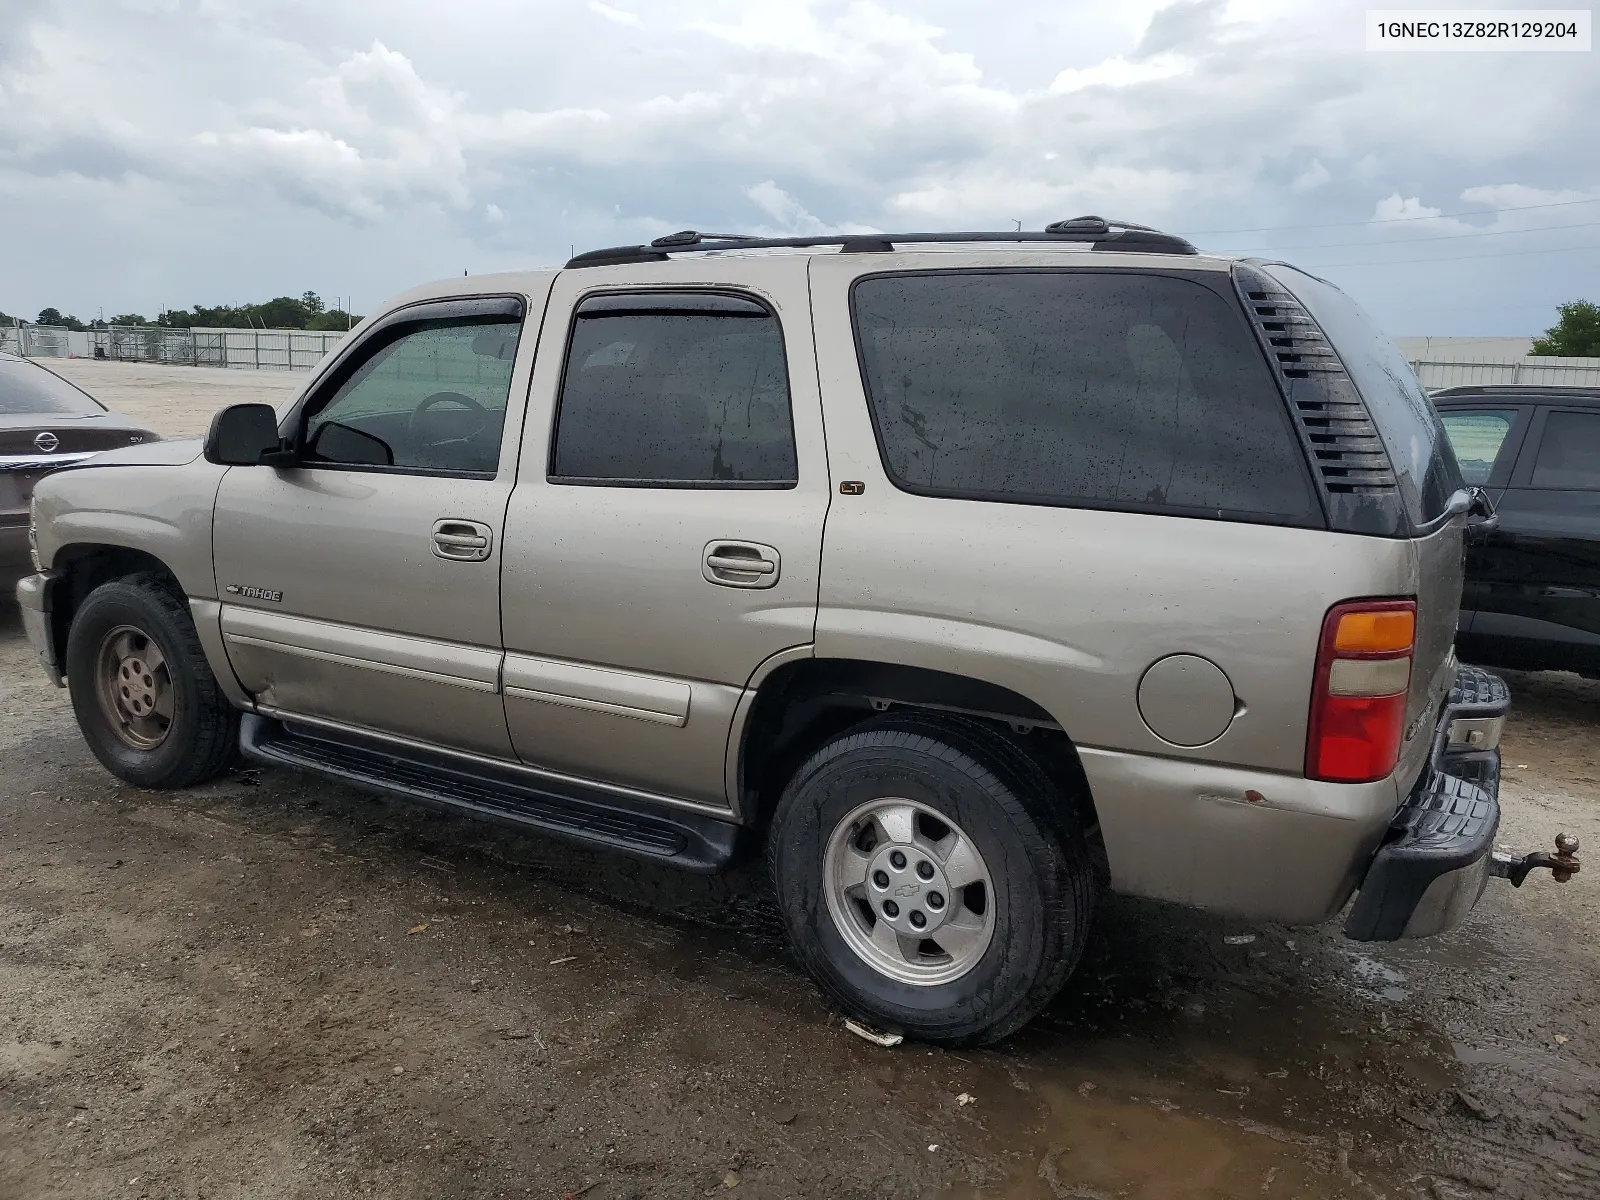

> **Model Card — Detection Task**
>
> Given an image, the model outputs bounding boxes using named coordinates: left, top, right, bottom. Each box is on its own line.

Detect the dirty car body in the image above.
left=15, top=222, right=1577, bottom=1044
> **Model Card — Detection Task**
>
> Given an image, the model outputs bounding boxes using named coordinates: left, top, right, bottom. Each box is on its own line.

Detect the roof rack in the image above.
left=565, top=216, right=1197, bottom=268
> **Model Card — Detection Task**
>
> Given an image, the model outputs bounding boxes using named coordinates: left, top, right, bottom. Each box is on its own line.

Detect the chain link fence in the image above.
left=2, top=322, right=348, bottom=370
left=190, top=328, right=348, bottom=369
left=1, top=323, right=79, bottom=358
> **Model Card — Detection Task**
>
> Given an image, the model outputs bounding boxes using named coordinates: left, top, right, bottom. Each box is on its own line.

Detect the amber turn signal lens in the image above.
left=1333, top=608, right=1415, bottom=655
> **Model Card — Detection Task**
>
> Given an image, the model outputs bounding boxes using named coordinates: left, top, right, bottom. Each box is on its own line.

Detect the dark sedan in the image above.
left=1435, top=385, right=1600, bottom=678
left=1, top=352, right=158, bottom=581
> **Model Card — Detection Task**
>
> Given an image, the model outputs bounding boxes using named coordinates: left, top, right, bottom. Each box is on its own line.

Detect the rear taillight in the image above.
left=1306, top=598, right=1416, bottom=783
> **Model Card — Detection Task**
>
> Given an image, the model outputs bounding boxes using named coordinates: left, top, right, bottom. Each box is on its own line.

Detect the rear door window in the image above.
left=849, top=271, right=1320, bottom=524
left=1439, top=409, right=1518, bottom=486
left=1530, top=410, right=1600, bottom=490
left=550, top=292, right=797, bottom=486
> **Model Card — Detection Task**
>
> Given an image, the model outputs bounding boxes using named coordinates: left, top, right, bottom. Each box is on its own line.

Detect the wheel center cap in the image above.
left=867, top=843, right=951, bottom=936
left=118, top=656, right=158, bottom=713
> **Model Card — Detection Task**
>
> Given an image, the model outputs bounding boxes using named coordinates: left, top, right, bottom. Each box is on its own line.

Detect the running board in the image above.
left=239, top=713, right=739, bottom=872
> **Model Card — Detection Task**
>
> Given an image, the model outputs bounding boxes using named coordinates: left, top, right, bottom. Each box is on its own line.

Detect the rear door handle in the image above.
left=703, top=541, right=781, bottom=589
left=433, top=519, right=494, bottom=562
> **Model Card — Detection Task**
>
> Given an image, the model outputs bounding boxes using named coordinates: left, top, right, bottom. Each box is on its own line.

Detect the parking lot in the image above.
left=2, top=361, right=1597, bottom=1199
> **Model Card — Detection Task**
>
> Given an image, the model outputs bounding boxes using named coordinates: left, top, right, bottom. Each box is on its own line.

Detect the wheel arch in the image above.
left=732, top=656, right=1104, bottom=867
left=46, top=544, right=185, bottom=671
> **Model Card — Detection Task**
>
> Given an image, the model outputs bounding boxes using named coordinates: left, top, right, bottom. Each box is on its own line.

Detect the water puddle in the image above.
left=1345, top=953, right=1410, bottom=1002
left=938, top=1080, right=1373, bottom=1199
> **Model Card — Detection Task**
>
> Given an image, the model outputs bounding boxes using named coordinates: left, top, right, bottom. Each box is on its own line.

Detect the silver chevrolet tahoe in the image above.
left=16, top=219, right=1580, bottom=1044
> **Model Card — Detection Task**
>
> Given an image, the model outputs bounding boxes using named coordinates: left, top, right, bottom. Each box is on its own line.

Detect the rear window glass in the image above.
left=1262, top=265, right=1463, bottom=523
left=1439, top=409, right=1517, bottom=486
left=0, top=358, right=105, bottom=415
left=849, top=271, right=1319, bottom=524
left=1531, top=410, right=1600, bottom=490
left=551, top=293, right=797, bottom=485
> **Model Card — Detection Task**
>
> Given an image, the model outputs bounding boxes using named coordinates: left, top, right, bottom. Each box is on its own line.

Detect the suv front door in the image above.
left=499, top=261, right=829, bottom=808
left=213, top=291, right=546, bottom=756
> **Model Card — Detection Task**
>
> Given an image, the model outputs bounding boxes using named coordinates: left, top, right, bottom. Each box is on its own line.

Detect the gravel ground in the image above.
left=43, top=359, right=304, bottom=436
left=1, top=363, right=1596, bottom=1199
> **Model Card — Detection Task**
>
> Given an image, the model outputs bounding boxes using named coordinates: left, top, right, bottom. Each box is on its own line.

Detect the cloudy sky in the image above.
left=2, top=0, right=1596, bottom=334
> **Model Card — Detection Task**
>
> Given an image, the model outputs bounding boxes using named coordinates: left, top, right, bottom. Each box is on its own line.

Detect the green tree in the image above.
left=110, top=313, right=150, bottom=327
left=36, top=307, right=89, bottom=331
left=1531, top=300, right=1600, bottom=358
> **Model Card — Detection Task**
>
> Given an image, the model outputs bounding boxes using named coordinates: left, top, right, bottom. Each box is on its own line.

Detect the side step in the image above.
left=239, top=714, right=739, bottom=872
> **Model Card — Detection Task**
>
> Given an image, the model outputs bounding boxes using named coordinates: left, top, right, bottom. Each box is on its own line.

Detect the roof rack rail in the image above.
left=566, top=217, right=1197, bottom=268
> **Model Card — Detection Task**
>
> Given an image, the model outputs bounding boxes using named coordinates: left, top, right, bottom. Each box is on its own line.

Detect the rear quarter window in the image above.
left=1262, top=265, right=1463, bottom=524
left=849, top=270, right=1321, bottom=525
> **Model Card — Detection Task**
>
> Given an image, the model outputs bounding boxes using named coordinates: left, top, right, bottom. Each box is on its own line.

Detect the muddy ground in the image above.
left=2, top=362, right=1597, bottom=1198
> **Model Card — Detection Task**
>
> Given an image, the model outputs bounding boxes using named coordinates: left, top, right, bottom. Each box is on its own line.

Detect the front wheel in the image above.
left=768, top=715, right=1097, bottom=1045
left=65, top=573, right=240, bottom=788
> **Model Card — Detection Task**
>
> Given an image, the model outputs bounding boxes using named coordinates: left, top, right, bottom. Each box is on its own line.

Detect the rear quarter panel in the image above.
left=808, top=250, right=1425, bottom=918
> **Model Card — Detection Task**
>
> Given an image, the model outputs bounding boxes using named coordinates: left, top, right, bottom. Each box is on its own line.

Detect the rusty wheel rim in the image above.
left=94, top=624, right=174, bottom=751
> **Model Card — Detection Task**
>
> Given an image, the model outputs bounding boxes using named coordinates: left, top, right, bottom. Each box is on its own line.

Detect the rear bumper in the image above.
left=1344, top=665, right=1509, bottom=941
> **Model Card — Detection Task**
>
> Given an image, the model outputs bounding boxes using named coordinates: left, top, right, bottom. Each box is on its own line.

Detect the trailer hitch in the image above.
left=1490, top=833, right=1581, bottom=887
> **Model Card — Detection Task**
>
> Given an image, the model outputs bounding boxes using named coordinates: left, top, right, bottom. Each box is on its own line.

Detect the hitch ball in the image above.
left=1491, top=833, right=1581, bottom=888
left=1552, top=833, right=1581, bottom=882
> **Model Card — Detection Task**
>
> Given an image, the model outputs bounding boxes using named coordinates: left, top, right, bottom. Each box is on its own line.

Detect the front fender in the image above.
left=34, top=460, right=227, bottom=600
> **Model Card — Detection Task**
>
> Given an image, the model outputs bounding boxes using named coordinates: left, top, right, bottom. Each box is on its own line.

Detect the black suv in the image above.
left=1434, top=385, right=1600, bottom=677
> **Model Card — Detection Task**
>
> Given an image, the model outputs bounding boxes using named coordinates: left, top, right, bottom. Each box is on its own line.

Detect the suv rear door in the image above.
left=497, top=258, right=829, bottom=808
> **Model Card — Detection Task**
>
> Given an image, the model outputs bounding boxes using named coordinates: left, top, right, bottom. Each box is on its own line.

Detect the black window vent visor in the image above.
left=1233, top=263, right=1399, bottom=502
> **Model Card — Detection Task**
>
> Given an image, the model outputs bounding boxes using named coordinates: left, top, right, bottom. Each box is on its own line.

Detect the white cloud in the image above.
left=1049, top=53, right=1188, bottom=94
left=1372, top=194, right=1443, bottom=223
left=588, top=2, right=642, bottom=27
left=745, top=180, right=832, bottom=234
left=1292, top=159, right=1331, bottom=191
left=0, top=0, right=1595, bottom=333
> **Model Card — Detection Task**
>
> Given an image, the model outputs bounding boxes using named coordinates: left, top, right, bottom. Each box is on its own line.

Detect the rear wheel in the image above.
left=768, top=714, right=1097, bottom=1045
left=66, top=574, right=240, bottom=788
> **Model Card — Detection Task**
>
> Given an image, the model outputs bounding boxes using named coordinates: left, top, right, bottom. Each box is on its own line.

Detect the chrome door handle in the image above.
left=433, top=519, right=493, bottom=562
left=703, top=541, right=781, bottom=589
left=706, top=555, right=775, bottom=574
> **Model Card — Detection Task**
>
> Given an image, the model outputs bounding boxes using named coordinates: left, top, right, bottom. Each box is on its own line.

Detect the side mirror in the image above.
left=204, top=403, right=285, bottom=466
left=1465, top=486, right=1499, bottom=543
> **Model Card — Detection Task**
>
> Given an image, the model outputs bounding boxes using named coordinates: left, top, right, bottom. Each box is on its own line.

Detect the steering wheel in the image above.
left=409, top=391, right=488, bottom=445
left=409, top=392, right=483, bottom=428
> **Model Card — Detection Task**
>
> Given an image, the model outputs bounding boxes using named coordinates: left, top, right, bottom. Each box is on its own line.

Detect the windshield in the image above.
left=0, top=358, right=107, bottom=416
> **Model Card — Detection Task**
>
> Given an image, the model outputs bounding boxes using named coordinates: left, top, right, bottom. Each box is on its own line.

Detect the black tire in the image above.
left=767, top=713, right=1097, bottom=1046
left=65, top=572, right=240, bottom=789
